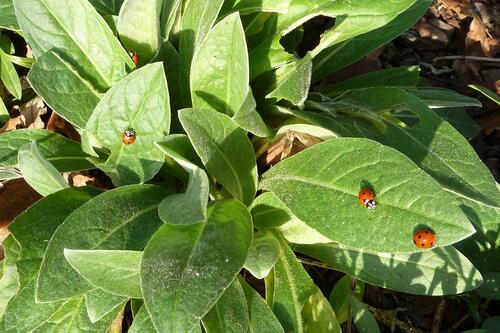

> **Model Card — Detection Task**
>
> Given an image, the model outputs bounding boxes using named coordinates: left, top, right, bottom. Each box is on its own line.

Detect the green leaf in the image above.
left=0, top=129, right=93, bottom=179
left=232, top=90, right=272, bottom=137
left=117, top=0, right=162, bottom=63
left=156, top=136, right=209, bottom=225
left=27, top=50, right=102, bottom=128
left=84, top=63, right=170, bottom=185
left=302, top=291, right=341, bottom=333
left=0, top=98, right=9, bottom=125
left=266, top=53, right=312, bottom=106
left=220, top=0, right=292, bottom=16
left=433, top=107, right=480, bottom=139
left=267, top=234, right=318, bottom=333
left=0, top=50, right=21, bottom=99
left=475, top=272, right=500, bottom=300
left=321, top=66, right=420, bottom=96
left=179, top=108, right=257, bottom=206
left=407, top=87, right=482, bottom=108
left=328, top=275, right=364, bottom=323
left=128, top=306, right=157, bottom=333
left=88, top=0, right=125, bottom=15
left=1, top=187, right=104, bottom=332
left=261, top=138, right=475, bottom=253
left=2, top=53, right=35, bottom=68
left=141, top=199, right=253, bottom=333
left=0, top=237, right=19, bottom=318
left=311, top=0, right=431, bottom=83
left=18, top=141, right=69, bottom=196
left=159, top=0, right=181, bottom=38
left=37, top=184, right=168, bottom=302
left=84, top=288, right=127, bottom=323
left=239, top=277, right=284, bottom=333
left=13, top=0, right=133, bottom=91
left=64, top=250, right=142, bottom=299
left=350, top=297, right=380, bottom=333
left=244, top=232, right=280, bottom=279
left=312, top=0, right=417, bottom=81
left=202, top=278, right=249, bottom=333
left=469, top=84, right=500, bottom=105
left=296, top=243, right=483, bottom=295
left=0, top=0, right=19, bottom=30
left=178, top=0, right=225, bottom=106
left=191, top=12, right=248, bottom=116
left=251, top=192, right=294, bottom=229
left=482, top=317, right=500, bottom=333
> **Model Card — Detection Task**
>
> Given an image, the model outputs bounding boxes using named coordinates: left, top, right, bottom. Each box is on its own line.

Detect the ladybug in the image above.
left=121, top=129, right=136, bottom=145
left=128, top=51, right=140, bottom=65
left=413, top=230, right=436, bottom=249
left=358, top=188, right=376, bottom=209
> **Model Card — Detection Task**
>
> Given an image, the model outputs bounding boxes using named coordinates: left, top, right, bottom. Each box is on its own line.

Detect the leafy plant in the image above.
left=0, top=0, right=499, bottom=332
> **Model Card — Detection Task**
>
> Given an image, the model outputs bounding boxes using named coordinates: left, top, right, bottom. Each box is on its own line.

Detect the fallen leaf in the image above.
left=47, top=112, right=81, bottom=141
left=19, top=96, right=47, bottom=129
left=0, top=179, right=42, bottom=228
left=63, top=172, right=96, bottom=187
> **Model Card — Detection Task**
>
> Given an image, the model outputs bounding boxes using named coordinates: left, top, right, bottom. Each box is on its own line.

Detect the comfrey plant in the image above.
left=0, top=0, right=498, bottom=332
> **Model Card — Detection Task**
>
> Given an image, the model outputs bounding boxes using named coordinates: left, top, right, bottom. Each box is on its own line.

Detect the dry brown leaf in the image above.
left=47, top=112, right=81, bottom=141
left=0, top=116, right=23, bottom=133
left=0, top=179, right=42, bottom=228
left=19, top=96, right=47, bottom=129
left=466, top=17, right=492, bottom=56
left=63, top=172, right=96, bottom=187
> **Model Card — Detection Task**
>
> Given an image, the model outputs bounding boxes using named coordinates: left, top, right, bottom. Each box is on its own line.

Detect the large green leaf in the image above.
left=260, top=138, right=475, bottom=253
left=178, top=0, right=225, bottom=106
left=13, top=0, right=133, bottom=91
left=312, top=0, right=417, bottom=81
left=84, top=63, right=170, bottom=185
left=159, top=0, right=180, bottom=38
left=202, top=278, right=249, bottom=333
left=0, top=50, right=21, bottom=99
left=37, top=185, right=168, bottom=302
left=141, top=200, right=253, bottom=333
left=311, top=0, right=431, bottom=83
left=88, top=0, right=125, bottom=15
left=1, top=187, right=105, bottom=332
left=296, top=243, right=482, bottom=295
left=117, top=0, right=162, bottom=63
left=433, top=107, right=480, bottom=140
left=266, top=235, right=318, bottom=333
left=191, top=13, right=248, bottom=116
left=0, top=129, right=92, bottom=179
left=27, top=50, right=102, bottom=128
left=0, top=237, right=20, bottom=318
left=0, top=0, right=18, bottom=30
left=18, top=141, right=69, bottom=196
left=179, top=108, right=257, bottom=206
left=64, top=250, right=142, bottom=299
left=156, top=136, right=209, bottom=225
left=239, top=277, right=284, bottom=333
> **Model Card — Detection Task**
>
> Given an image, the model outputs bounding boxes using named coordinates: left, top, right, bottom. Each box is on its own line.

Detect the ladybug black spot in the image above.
left=413, top=240, right=417, bottom=245
left=421, top=243, right=425, bottom=247
left=417, top=235, right=421, bottom=239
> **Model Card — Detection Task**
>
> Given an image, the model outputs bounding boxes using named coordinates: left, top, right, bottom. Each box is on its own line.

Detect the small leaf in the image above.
left=141, top=200, right=253, bottom=333
left=0, top=97, right=10, bottom=125
left=302, top=291, right=341, bottom=333
left=179, top=108, right=257, bottom=206
left=433, top=107, right=480, bottom=139
left=350, top=297, right=380, bottom=333
left=407, top=87, right=482, bottom=108
left=0, top=50, right=21, bottom=99
left=64, top=250, right=142, bottom=299
left=0, top=129, right=93, bottom=179
left=18, top=141, right=69, bottom=196
left=329, top=275, right=364, bottom=323
left=266, top=53, right=312, bottom=106
left=297, top=243, right=483, bottom=295
left=27, top=50, right=102, bottom=128
left=469, top=84, right=500, bottom=105
left=260, top=137, right=475, bottom=253
left=191, top=12, right=248, bottom=116
left=84, top=63, right=170, bottom=185
left=239, top=277, right=284, bottom=333
left=128, top=306, right=157, bottom=333
left=232, top=89, right=272, bottom=137
left=84, top=289, right=127, bottom=323
left=202, top=278, right=249, bottom=333
left=156, top=136, right=209, bottom=225
left=220, top=0, right=291, bottom=15
left=37, top=185, right=168, bottom=302
left=0, top=0, right=19, bottom=30
left=244, top=232, right=280, bottom=279
left=117, top=0, right=162, bottom=63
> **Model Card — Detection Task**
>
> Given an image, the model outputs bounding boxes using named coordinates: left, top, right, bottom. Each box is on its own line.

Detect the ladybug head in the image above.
left=364, top=199, right=376, bottom=209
